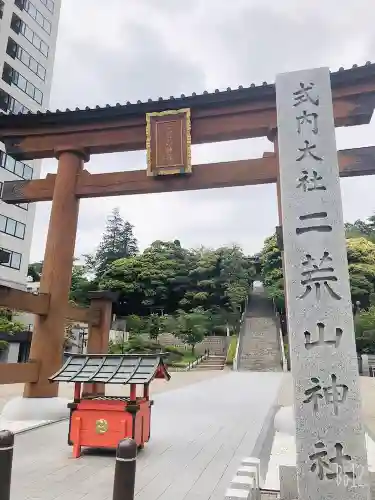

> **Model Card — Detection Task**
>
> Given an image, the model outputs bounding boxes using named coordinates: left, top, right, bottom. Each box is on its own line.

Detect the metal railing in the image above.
left=170, top=349, right=210, bottom=372
left=233, top=296, right=249, bottom=371
left=272, top=299, right=288, bottom=372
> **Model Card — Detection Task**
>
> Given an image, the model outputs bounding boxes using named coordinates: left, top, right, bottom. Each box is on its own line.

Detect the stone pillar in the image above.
left=83, top=291, right=118, bottom=397
left=276, top=68, right=369, bottom=500
left=24, top=149, right=88, bottom=399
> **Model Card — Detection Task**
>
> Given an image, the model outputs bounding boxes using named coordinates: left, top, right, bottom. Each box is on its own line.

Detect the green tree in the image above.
left=27, top=261, right=43, bottom=282
left=258, top=232, right=375, bottom=311
left=185, top=245, right=254, bottom=316
left=345, top=216, right=375, bottom=243
left=354, top=306, right=375, bottom=353
left=27, top=260, right=95, bottom=306
left=0, top=308, right=25, bottom=351
left=147, top=313, right=161, bottom=341
left=85, top=207, right=138, bottom=278
left=347, top=238, right=375, bottom=307
left=100, top=240, right=254, bottom=332
left=258, top=234, right=285, bottom=311
left=161, top=314, right=178, bottom=335
left=100, top=240, right=194, bottom=316
left=126, top=315, right=145, bottom=336
left=174, top=309, right=208, bottom=354
left=69, top=264, right=95, bottom=305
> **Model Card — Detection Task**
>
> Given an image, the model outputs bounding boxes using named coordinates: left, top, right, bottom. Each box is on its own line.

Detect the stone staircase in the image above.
left=193, top=355, right=226, bottom=371
left=238, top=284, right=282, bottom=372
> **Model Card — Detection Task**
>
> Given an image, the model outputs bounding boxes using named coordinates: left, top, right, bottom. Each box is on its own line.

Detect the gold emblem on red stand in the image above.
left=95, top=418, right=108, bottom=434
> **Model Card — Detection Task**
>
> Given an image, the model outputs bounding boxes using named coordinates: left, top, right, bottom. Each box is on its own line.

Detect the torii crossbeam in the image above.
left=1, top=147, right=375, bottom=204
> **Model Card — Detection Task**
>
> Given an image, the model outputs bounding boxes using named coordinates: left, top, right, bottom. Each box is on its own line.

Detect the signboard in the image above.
left=146, top=108, right=191, bottom=177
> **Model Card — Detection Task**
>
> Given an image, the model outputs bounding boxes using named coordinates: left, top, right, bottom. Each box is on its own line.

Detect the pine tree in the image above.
left=86, top=208, right=138, bottom=277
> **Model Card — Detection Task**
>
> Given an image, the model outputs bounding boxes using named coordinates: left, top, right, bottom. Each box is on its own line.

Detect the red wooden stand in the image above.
left=49, top=354, right=170, bottom=458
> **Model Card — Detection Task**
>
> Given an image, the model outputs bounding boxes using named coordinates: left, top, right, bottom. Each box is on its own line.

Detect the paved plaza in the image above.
left=0, top=370, right=228, bottom=413
left=8, top=371, right=283, bottom=500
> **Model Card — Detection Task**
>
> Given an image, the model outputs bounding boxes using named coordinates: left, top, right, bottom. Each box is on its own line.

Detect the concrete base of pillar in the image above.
left=1, top=396, right=70, bottom=421
left=274, top=406, right=295, bottom=436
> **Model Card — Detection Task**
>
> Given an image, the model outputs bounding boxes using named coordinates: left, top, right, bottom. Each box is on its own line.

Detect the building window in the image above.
left=2, top=62, right=43, bottom=105
left=10, top=13, right=49, bottom=58
left=0, top=88, right=30, bottom=115
left=14, top=0, right=51, bottom=35
left=0, top=247, right=22, bottom=270
left=0, top=1, right=4, bottom=19
left=0, top=214, right=26, bottom=239
left=7, top=38, right=46, bottom=81
left=40, top=0, right=54, bottom=14
left=0, top=150, right=33, bottom=180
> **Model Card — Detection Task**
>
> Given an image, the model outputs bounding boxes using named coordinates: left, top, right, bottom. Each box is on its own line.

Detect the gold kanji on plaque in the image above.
left=146, top=108, right=191, bottom=177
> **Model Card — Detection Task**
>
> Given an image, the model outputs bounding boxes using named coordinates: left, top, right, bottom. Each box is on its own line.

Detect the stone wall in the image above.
left=142, top=332, right=230, bottom=355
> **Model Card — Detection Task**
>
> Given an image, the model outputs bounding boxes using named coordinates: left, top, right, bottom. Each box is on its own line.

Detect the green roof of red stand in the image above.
left=49, top=354, right=171, bottom=385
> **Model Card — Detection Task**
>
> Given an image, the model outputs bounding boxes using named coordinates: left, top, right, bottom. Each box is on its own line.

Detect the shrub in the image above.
left=108, top=336, right=184, bottom=363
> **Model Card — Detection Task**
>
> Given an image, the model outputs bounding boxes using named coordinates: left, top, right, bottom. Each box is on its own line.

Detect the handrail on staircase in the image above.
left=233, top=295, right=249, bottom=371
left=272, top=298, right=288, bottom=372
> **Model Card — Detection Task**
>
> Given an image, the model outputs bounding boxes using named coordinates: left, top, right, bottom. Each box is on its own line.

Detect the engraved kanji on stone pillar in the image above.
left=276, top=67, right=370, bottom=500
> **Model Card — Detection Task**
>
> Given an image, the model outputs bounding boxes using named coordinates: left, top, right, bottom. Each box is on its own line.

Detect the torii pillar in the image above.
left=23, top=148, right=89, bottom=399
left=83, top=290, right=119, bottom=398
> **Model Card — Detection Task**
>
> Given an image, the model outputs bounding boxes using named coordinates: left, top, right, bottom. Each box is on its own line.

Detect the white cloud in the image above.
left=30, top=0, right=375, bottom=262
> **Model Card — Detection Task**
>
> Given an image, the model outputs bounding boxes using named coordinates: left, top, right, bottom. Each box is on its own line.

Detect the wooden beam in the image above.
left=0, top=286, right=50, bottom=315
left=0, top=286, right=100, bottom=326
left=2, top=81, right=375, bottom=160
left=65, top=303, right=101, bottom=326
left=0, top=361, right=40, bottom=384
left=2, top=146, right=375, bottom=204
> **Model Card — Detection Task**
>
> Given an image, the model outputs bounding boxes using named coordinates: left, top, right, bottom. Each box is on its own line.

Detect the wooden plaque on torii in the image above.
left=146, top=108, right=191, bottom=177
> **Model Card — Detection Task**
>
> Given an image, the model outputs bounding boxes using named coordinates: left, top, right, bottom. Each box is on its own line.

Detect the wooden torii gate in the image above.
left=0, top=62, right=375, bottom=399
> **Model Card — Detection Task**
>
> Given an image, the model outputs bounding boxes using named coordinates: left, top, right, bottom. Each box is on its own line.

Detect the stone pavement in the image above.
left=0, top=370, right=228, bottom=413
left=9, top=371, right=283, bottom=500
left=0, top=371, right=229, bottom=433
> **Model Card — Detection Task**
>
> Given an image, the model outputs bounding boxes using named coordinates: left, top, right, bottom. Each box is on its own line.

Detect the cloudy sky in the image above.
left=29, top=0, right=375, bottom=262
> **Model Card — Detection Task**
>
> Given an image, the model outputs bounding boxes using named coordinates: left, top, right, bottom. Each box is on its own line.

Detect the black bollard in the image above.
left=0, top=430, right=14, bottom=500
left=112, top=438, right=137, bottom=500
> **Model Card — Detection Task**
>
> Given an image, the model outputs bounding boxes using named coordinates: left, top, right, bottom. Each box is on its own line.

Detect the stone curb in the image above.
left=225, top=392, right=280, bottom=499
left=0, top=417, right=68, bottom=436
left=225, top=457, right=260, bottom=500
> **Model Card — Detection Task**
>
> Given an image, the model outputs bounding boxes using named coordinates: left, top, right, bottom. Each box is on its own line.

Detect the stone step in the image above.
left=195, top=365, right=225, bottom=370
left=237, top=286, right=282, bottom=372
left=192, top=354, right=226, bottom=371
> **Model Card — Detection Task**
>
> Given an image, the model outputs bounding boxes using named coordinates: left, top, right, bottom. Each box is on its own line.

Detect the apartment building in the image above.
left=0, top=0, right=61, bottom=290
